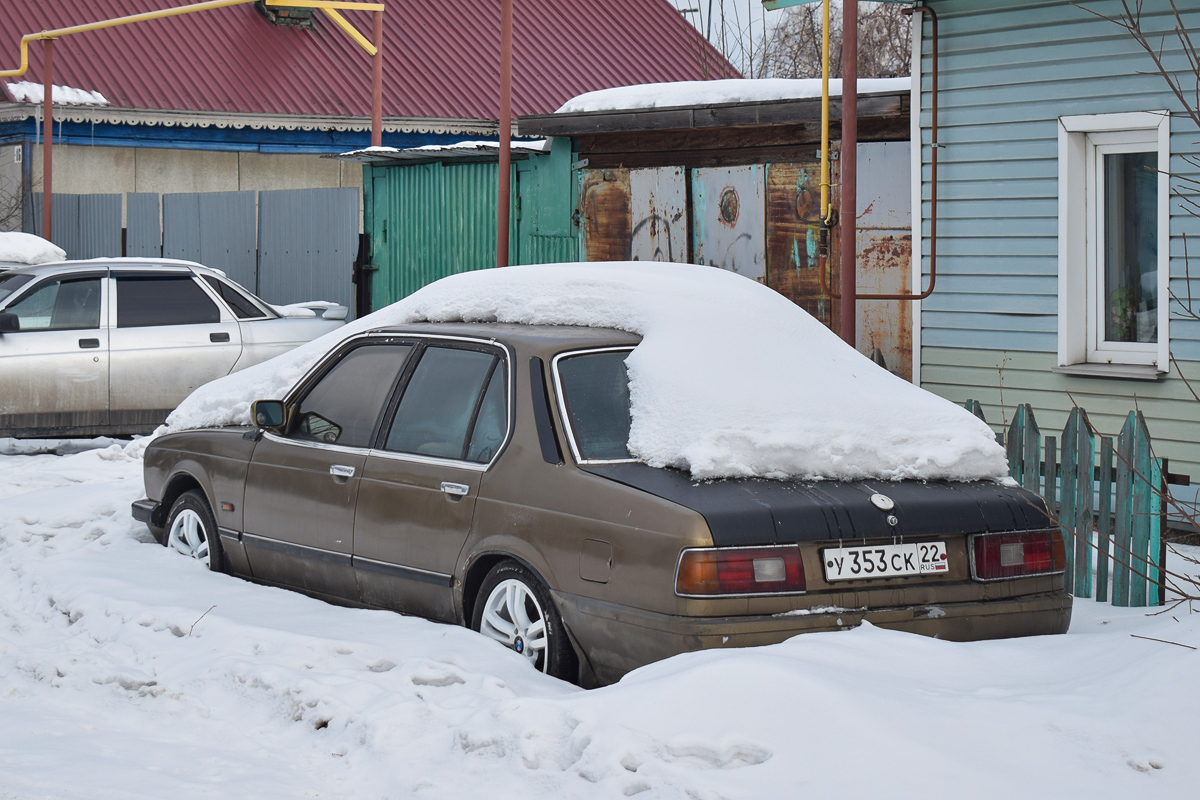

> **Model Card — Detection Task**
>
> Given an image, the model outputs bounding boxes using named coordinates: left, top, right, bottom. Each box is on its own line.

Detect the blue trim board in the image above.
left=0, top=117, right=490, bottom=153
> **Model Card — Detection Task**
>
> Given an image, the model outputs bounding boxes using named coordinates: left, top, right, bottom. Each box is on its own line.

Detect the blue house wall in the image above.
left=915, top=0, right=1200, bottom=489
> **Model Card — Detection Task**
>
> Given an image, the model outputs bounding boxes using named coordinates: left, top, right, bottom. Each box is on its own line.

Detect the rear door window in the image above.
left=384, top=345, right=505, bottom=462
left=4, top=276, right=102, bottom=331
left=116, top=275, right=219, bottom=327
left=290, top=344, right=412, bottom=448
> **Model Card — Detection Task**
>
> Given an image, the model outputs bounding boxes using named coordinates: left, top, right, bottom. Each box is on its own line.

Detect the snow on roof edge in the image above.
left=556, top=77, right=911, bottom=115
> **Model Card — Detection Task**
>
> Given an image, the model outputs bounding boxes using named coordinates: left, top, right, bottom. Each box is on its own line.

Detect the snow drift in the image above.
left=166, top=262, right=1008, bottom=482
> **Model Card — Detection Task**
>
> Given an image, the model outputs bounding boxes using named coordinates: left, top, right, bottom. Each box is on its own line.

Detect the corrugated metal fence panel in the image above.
left=258, top=188, right=358, bottom=317
left=26, top=193, right=121, bottom=259
left=162, top=193, right=202, bottom=263
left=370, top=161, right=502, bottom=309
left=126, top=193, right=160, bottom=257
left=198, top=192, right=257, bottom=290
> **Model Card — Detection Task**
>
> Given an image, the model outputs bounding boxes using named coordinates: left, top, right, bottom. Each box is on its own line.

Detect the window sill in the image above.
left=1052, top=363, right=1165, bottom=381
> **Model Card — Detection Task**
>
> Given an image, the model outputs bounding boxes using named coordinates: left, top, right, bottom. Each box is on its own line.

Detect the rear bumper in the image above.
left=555, top=589, right=1072, bottom=685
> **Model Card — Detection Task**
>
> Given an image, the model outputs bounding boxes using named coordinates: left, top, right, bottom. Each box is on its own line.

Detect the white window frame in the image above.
left=1058, top=111, right=1170, bottom=374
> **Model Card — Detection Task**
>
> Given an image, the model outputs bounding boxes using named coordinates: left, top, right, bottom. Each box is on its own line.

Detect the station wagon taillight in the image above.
left=675, top=545, right=806, bottom=597
left=970, top=530, right=1066, bottom=581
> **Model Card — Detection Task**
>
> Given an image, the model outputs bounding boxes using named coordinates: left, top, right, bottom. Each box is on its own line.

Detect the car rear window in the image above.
left=117, top=275, right=220, bottom=327
left=556, top=349, right=633, bottom=462
left=202, top=275, right=273, bottom=320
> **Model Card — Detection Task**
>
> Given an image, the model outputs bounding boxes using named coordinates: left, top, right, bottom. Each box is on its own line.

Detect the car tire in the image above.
left=164, top=489, right=226, bottom=573
left=472, top=560, right=577, bottom=681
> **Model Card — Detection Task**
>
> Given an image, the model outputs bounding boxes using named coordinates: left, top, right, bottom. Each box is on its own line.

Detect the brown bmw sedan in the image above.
left=133, top=322, right=1071, bottom=686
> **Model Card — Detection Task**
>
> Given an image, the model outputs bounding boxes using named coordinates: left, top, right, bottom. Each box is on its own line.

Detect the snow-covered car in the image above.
left=131, top=263, right=1071, bottom=687
left=0, top=259, right=347, bottom=438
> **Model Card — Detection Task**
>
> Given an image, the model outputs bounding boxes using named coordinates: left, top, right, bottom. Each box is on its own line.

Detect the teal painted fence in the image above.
left=968, top=400, right=1167, bottom=607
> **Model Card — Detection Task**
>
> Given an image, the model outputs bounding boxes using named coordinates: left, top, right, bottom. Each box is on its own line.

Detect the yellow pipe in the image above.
left=267, top=1, right=385, bottom=10
left=0, top=0, right=385, bottom=78
left=820, top=0, right=833, bottom=225
left=322, top=8, right=377, bottom=56
left=1, top=0, right=257, bottom=78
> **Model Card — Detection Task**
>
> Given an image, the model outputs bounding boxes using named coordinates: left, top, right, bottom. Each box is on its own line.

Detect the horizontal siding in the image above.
left=921, top=347, right=1200, bottom=481
left=918, top=1, right=1200, bottom=487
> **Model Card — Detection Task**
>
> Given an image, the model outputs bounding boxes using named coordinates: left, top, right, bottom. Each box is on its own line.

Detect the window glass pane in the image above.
left=203, top=275, right=271, bottom=320
left=557, top=350, right=633, bottom=461
left=0, top=274, right=34, bottom=306
left=292, top=344, right=411, bottom=448
left=1103, top=151, right=1157, bottom=344
left=466, top=365, right=507, bottom=463
left=5, top=277, right=101, bottom=331
left=385, top=347, right=497, bottom=460
left=117, top=276, right=220, bottom=328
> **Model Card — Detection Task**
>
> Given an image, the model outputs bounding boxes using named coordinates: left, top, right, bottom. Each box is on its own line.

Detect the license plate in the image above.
left=822, top=542, right=949, bottom=582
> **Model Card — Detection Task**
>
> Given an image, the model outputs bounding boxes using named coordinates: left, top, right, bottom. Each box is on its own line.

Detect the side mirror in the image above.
left=0, top=312, right=18, bottom=333
left=252, top=400, right=287, bottom=431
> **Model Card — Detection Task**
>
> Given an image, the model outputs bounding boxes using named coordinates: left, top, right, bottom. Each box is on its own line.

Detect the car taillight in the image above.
left=970, top=530, right=1066, bottom=581
left=675, top=545, right=806, bottom=597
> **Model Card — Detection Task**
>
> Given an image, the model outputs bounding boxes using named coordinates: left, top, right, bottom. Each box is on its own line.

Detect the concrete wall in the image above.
left=28, top=144, right=363, bottom=228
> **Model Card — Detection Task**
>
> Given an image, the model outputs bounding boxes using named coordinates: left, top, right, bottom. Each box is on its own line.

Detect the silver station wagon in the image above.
left=0, top=259, right=346, bottom=438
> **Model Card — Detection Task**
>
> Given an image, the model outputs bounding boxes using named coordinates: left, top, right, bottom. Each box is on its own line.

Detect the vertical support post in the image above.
left=1112, top=413, right=1134, bottom=606
left=371, top=10, right=383, bottom=148
left=838, top=0, right=858, bottom=346
left=42, top=38, right=54, bottom=242
left=496, top=0, right=513, bottom=268
left=1043, top=435, right=1058, bottom=514
left=1096, top=437, right=1114, bottom=602
left=1158, top=457, right=1169, bottom=606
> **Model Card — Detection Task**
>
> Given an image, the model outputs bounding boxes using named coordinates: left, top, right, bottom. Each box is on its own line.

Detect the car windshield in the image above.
left=0, top=273, right=34, bottom=307
left=556, top=349, right=634, bottom=462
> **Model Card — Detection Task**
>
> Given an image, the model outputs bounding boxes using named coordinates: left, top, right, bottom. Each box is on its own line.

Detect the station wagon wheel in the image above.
left=472, top=560, right=577, bottom=681
left=165, top=490, right=225, bottom=573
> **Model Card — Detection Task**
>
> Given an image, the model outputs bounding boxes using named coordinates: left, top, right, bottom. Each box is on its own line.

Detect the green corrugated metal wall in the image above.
left=364, top=138, right=579, bottom=310
left=917, top=0, right=1200, bottom=486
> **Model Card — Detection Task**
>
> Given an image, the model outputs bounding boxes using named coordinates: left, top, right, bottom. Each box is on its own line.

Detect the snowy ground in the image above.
left=2, top=439, right=1197, bottom=800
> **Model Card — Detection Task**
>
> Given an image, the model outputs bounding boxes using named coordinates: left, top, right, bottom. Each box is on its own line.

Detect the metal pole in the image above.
left=41, top=38, right=53, bottom=241
left=838, top=0, right=857, bottom=346
left=496, top=0, right=512, bottom=267
left=371, top=10, right=382, bottom=147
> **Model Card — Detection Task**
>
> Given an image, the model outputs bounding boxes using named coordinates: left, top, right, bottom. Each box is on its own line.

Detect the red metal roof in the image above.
left=0, top=0, right=735, bottom=120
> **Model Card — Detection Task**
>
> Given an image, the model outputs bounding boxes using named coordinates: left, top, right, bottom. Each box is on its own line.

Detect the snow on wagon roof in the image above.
left=166, top=262, right=1007, bottom=483
left=556, top=77, right=911, bottom=114
left=0, top=232, right=67, bottom=266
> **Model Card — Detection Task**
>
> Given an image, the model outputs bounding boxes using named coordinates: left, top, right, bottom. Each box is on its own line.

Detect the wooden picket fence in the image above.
left=965, top=400, right=1184, bottom=608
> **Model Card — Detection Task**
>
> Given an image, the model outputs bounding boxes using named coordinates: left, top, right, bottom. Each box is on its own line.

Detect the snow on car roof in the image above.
left=165, top=262, right=1008, bottom=483
left=0, top=232, right=67, bottom=266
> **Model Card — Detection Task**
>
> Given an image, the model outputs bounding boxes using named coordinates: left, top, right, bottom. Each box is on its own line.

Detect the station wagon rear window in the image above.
left=554, top=348, right=634, bottom=463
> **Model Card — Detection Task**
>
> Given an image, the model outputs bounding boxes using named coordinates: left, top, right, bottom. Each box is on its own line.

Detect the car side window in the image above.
left=117, top=275, right=219, bottom=327
left=384, top=346, right=502, bottom=462
left=290, top=344, right=412, bottom=448
left=4, top=277, right=101, bottom=331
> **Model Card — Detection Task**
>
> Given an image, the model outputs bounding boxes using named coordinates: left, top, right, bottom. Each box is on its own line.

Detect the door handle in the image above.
left=209, top=332, right=231, bottom=343
left=440, top=482, right=470, bottom=497
left=329, top=464, right=356, bottom=479
left=78, top=338, right=100, bottom=349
